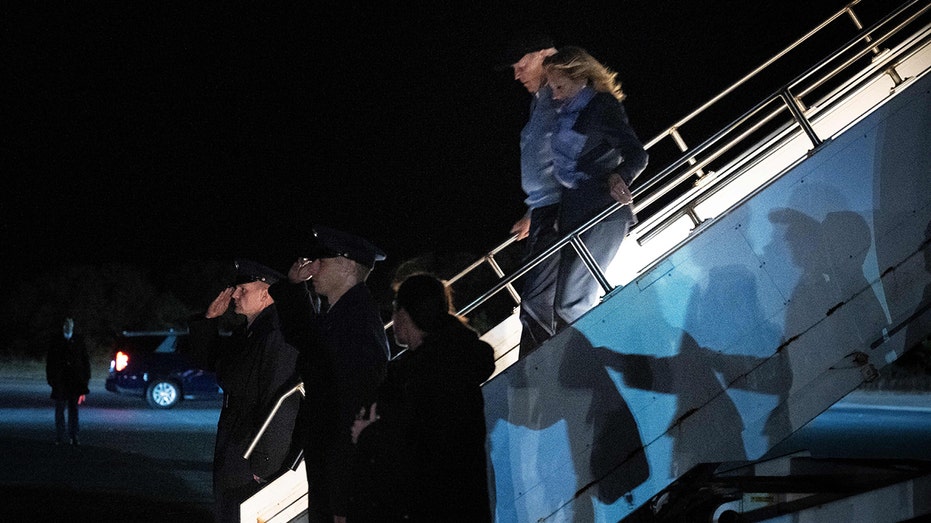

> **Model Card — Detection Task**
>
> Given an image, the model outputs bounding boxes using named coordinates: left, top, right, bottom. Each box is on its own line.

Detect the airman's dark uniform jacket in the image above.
left=270, top=280, right=389, bottom=518
left=190, top=305, right=300, bottom=521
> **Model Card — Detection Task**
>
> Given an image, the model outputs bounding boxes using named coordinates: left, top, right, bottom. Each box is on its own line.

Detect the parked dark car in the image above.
left=105, top=330, right=223, bottom=409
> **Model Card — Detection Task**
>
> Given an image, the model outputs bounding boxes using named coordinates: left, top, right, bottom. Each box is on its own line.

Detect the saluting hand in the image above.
left=206, top=287, right=234, bottom=319
left=288, top=258, right=318, bottom=283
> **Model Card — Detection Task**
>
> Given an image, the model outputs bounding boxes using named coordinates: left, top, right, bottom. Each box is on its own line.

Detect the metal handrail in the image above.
left=622, top=0, right=929, bottom=242
left=459, top=199, right=630, bottom=317
left=243, top=382, right=306, bottom=460
left=791, top=0, right=928, bottom=101
left=631, top=0, right=928, bottom=204
left=642, top=0, right=866, bottom=151
left=633, top=1, right=930, bottom=244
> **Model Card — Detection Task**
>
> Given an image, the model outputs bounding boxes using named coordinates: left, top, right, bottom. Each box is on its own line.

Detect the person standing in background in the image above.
left=46, top=316, right=91, bottom=446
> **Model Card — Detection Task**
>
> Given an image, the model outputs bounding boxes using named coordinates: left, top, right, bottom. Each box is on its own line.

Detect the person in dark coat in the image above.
left=46, top=317, right=91, bottom=446
left=189, top=259, right=301, bottom=523
left=270, top=226, right=390, bottom=523
left=350, top=273, right=496, bottom=522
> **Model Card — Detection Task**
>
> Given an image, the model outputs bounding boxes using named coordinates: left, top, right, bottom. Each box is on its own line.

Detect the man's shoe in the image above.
left=70, top=437, right=79, bottom=447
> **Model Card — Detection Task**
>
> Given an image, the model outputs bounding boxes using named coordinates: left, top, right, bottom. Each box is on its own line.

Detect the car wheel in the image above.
left=146, top=379, right=180, bottom=409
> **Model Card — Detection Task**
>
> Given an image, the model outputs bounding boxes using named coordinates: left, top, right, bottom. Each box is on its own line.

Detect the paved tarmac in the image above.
left=1, top=437, right=214, bottom=522
left=2, top=371, right=927, bottom=522
left=0, top=377, right=216, bottom=522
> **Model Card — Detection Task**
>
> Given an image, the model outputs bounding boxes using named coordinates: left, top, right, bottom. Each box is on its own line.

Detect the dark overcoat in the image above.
left=46, top=333, right=91, bottom=400
left=352, top=316, right=495, bottom=522
left=271, top=280, right=389, bottom=519
left=190, top=304, right=301, bottom=521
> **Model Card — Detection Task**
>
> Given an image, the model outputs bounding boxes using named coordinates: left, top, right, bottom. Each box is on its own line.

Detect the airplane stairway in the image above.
left=478, top=1, right=931, bottom=521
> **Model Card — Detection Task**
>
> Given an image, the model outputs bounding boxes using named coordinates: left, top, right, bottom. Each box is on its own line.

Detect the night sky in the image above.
left=4, top=1, right=864, bottom=289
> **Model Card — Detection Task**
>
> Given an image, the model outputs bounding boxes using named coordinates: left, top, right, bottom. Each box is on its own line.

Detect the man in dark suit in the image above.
left=46, top=316, right=91, bottom=446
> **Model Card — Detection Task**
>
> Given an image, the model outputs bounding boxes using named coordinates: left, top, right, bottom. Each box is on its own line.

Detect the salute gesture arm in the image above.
left=206, top=287, right=234, bottom=319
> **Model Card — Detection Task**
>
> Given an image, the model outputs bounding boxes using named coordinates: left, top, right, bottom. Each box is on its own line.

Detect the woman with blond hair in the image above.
left=543, top=45, right=649, bottom=328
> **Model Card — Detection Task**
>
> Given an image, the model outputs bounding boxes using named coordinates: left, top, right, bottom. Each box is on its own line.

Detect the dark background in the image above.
left=2, top=1, right=894, bottom=348
left=4, top=2, right=864, bottom=275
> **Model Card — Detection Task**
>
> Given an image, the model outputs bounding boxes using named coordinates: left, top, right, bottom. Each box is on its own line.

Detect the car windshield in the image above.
left=154, top=336, right=178, bottom=353
left=116, top=332, right=184, bottom=354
